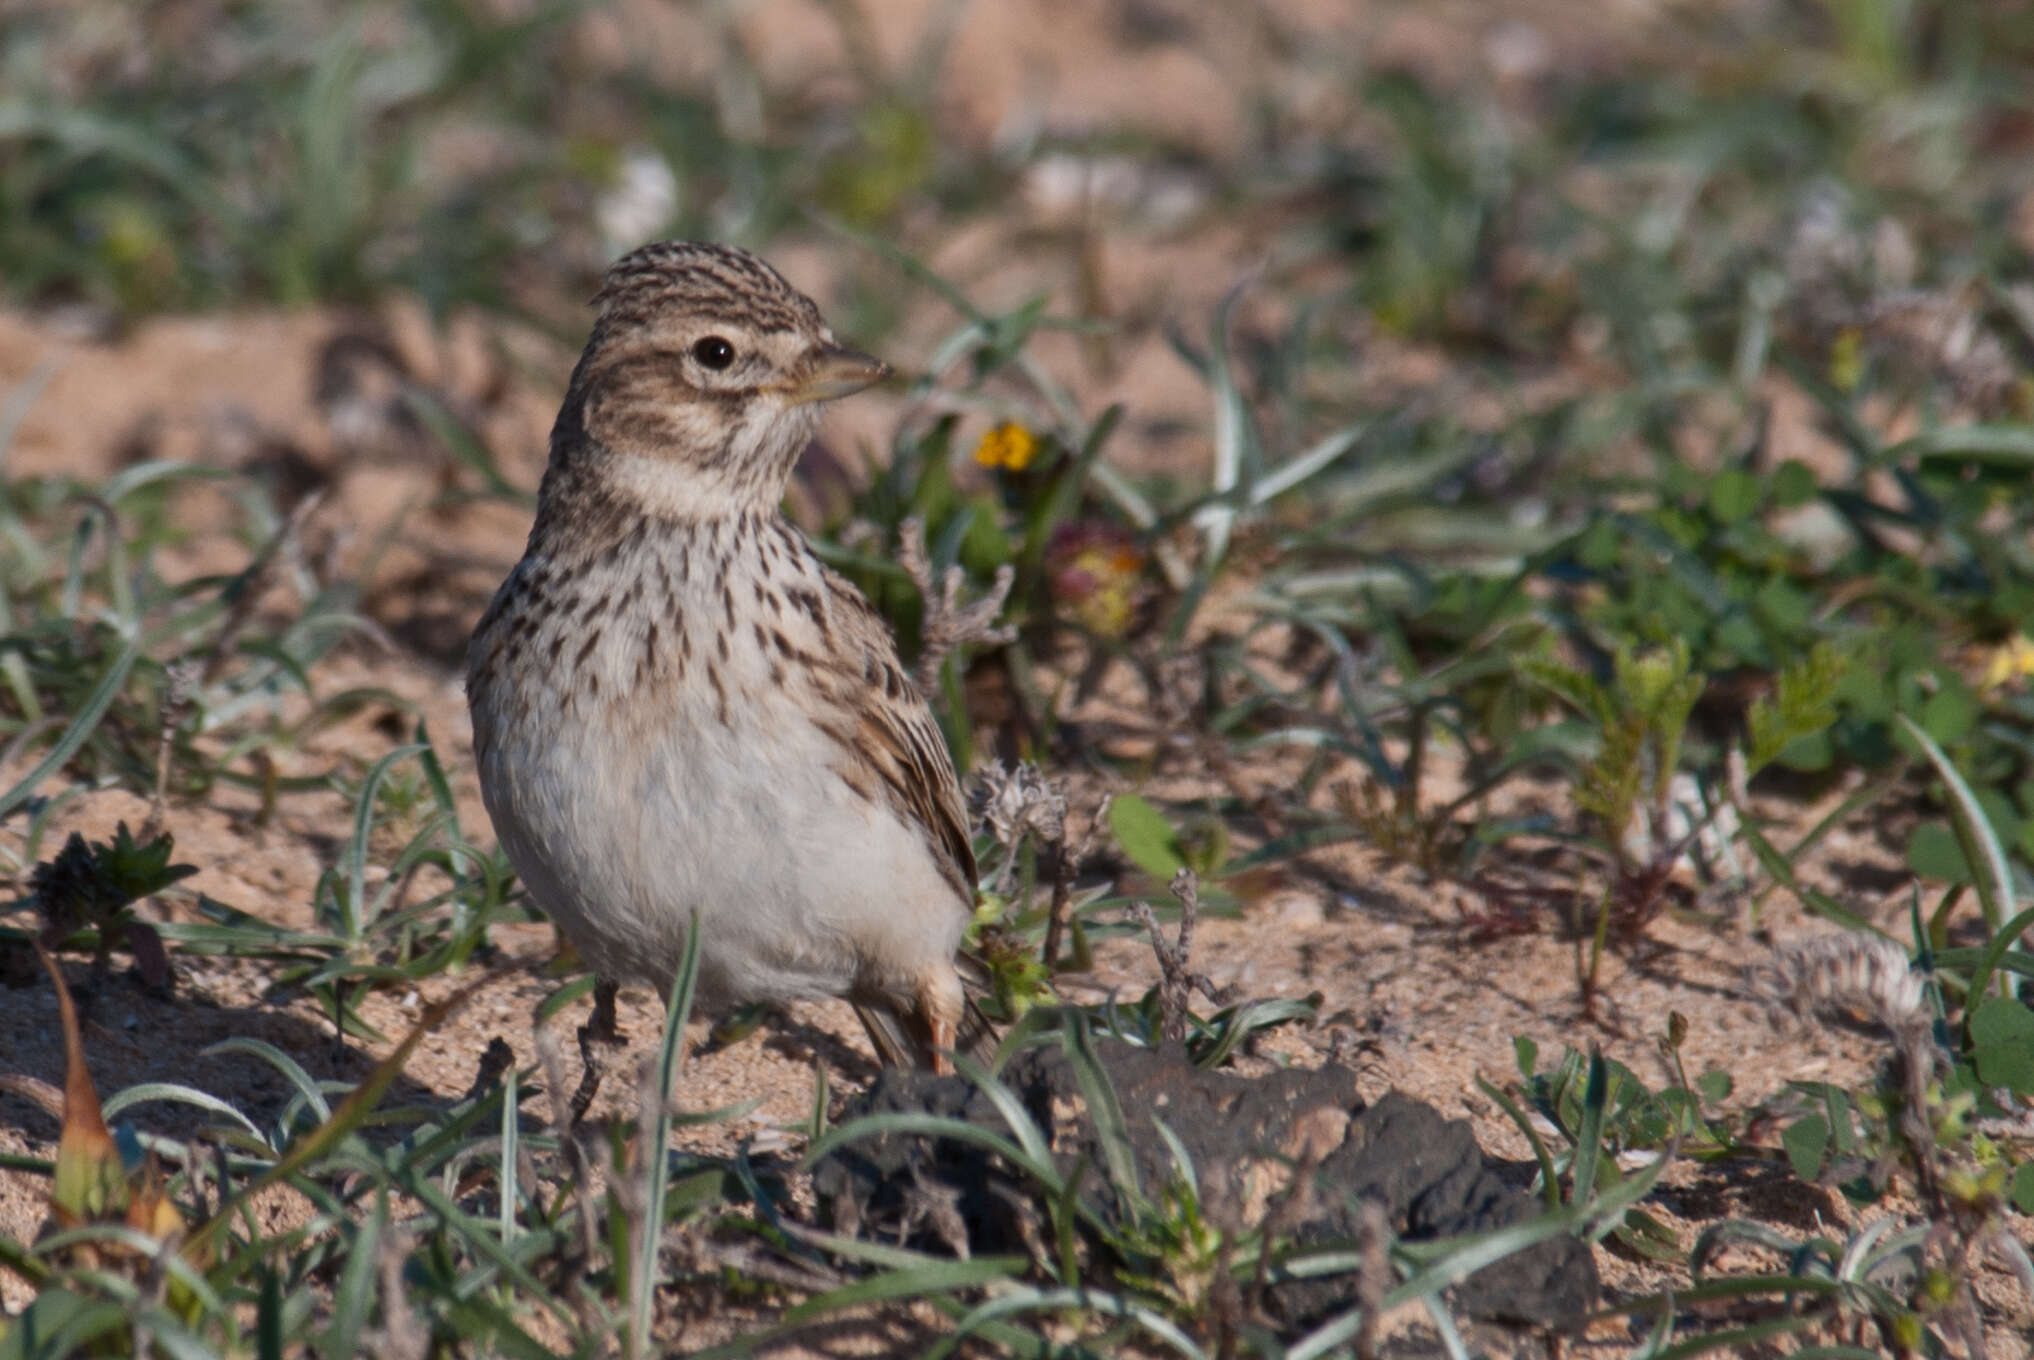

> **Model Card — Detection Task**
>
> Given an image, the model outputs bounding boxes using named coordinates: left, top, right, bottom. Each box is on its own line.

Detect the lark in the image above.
left=468, top=241, right=987, bottom=1077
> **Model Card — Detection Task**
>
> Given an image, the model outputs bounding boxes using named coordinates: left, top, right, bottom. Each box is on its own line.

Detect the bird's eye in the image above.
left=692, top=336, right=736, bottom=370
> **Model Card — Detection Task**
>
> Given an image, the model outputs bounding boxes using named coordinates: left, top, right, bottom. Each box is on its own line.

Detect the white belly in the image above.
left=470, top=554, right=964, bottom=1012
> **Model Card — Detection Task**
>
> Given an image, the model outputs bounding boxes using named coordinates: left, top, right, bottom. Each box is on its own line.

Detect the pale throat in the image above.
left=598, top=398, right=819, bottom=522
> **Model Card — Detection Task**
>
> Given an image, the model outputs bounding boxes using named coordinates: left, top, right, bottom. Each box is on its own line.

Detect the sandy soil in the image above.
left=2, top=293, right=2023, bottom=1353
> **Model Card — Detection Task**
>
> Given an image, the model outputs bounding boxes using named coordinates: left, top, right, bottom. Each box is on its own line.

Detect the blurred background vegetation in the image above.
left=6, top=0, right=2026, bottom=336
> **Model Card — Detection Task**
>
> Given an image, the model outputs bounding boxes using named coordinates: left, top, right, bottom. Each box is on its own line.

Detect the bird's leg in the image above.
left=916, top=970, right=965, bottom=1077
left=588, top=977, right=621, bottom=1041
left=570, top=979, right=624, bottom=1124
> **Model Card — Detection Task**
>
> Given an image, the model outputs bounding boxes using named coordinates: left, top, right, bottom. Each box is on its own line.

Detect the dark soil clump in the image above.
left=813, top=1039, right=1599, bottom=1339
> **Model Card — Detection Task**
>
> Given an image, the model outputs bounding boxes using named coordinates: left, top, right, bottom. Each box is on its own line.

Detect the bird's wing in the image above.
left=815, top=567, right=979, bottom=904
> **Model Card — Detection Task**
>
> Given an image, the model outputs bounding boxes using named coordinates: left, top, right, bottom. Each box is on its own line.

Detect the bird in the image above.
left=466, top=241, right=992, bottom=1083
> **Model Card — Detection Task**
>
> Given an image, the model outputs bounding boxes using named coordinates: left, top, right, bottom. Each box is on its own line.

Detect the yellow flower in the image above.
left=1982, top=634, right=2034, bottom=691
left=974, top=421, right=1038, bottom=472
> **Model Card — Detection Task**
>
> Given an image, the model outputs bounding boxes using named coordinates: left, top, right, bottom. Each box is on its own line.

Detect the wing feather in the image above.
left=817, top=568, right=978, bottom=903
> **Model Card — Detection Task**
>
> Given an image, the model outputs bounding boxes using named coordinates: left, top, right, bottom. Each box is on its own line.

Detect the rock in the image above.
left=811, top=1062, right=1052, bottom=1257
left=1284, top=1091, right=1598, bottom=1330
left=811, top=1038, right=1599, bottom=1338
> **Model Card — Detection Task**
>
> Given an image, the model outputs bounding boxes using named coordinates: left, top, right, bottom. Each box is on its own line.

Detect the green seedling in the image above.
left=26, top=822, right=194, bottom=989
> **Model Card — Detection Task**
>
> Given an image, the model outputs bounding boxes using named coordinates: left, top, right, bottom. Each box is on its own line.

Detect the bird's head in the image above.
left=554, top=240, right=888, bottom=519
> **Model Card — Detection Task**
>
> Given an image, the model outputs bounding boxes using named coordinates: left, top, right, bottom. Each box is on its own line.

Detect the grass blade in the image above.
left=0, top=637, right=138, bottom=820
left=186, top=969, right=501, bottom=1258
left=1899, top=712, right=2016, bottom=943
left=325, top=1190, right=386, bottom=1360
left=629, top=913, right=702, bottom=1360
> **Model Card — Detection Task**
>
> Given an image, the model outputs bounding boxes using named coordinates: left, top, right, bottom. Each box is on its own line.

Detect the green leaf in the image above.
left=1907, top=822, right=1970, bottom=884
left=1741, top=818, right=1888, bottom=935
left=0, top=1288, right=131, bottom=1360
left=1696, top=1069, right=1732, bottom=1104
left=1981, top=789, right=2026, bottom=853
left=1577, top=711, right=1646, bottom=835
left=326, top=1191, right=386, bottom=1360
left=1970, top=996, right=2034, bottom=1046
left=1754, top=577, right=1810, bottom=631
left=1771, top=460, right=1819, bottom=507
left=1970, top=998, right=2034, bottom=1094
left=1108, top=793, right=1185, bottom=881
left=1570, top=1048, right=1611, bottom=1209
left=1775, top=730, right=1834, bottom=772
left=957, top=494, right=1014, bottom=574
left=2012, top=1162, right=2034, bottom=1215
left=1892, top=423, right=2034, bottom=466
left=1973, top=1038, right=2034, bottom=1095
left=1783, top=1114, right=1829, bottom=1181
left=1920, top=682, right=1976, bottom=745
left=0, top=637, right=139, bottom=820
left=1746, top=643, right=1844, bottom=775
left=1518, top=655, right=1614, bottom=727
left=1961, top=904, right=2034, bottom=1010
left=1514, top=1035, right=1539, bottom=1081
left=1706, top=469, right=1762, bottom=523
left=1576, top=517, right=1619, bottom=569
left=1476, top=1072, right=1561, bottom=1209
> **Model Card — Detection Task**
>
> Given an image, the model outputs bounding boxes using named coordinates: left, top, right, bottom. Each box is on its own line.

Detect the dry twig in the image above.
left=1752, top=932, right=1933, bottom=1067
left=532, top=1021, right=602, bottom=1270
left=202, top=489, right=325, bottom=685
left=1246, top=1137, right=1325, bottom=1324
left=968, top=761, right=1115, bottom=974
left=1131, top=867, right=1224, bottom=1045
left=462, top=1035, right=516, bottom=1105
left=898, top=515, right=1015, bottom=691
left=1048, top=793, right=1112, bottom=973
left=1352, top=1199, right=1391, bottom=1360
left=688, top=1226, right=850, bottom=1295
left=366, top=1227, right=429, bottom=1360
left=142, top=658, right=198, bottom=839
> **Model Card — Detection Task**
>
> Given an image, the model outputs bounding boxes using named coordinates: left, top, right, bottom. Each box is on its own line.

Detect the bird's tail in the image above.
left=955, top=990, right=1001, bottom=1065
left=851, top=1000, right=923, bottom=1070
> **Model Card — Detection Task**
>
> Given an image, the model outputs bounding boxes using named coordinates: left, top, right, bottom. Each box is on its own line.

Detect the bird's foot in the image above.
left=927, top=1018, right=956, bottom=1077
left=569, top=980, right=626, bottom=1124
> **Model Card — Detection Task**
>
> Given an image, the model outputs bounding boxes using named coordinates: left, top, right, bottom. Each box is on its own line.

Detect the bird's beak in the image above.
left=784, top=345, right=890, bottom=405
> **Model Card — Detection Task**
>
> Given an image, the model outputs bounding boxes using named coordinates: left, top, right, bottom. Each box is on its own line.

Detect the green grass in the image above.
left=4, top=0, right=2034, bottom=1353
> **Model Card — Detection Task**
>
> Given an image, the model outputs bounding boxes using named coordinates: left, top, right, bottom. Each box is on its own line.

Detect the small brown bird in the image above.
left=467, top=241, right=987, bottom=1072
